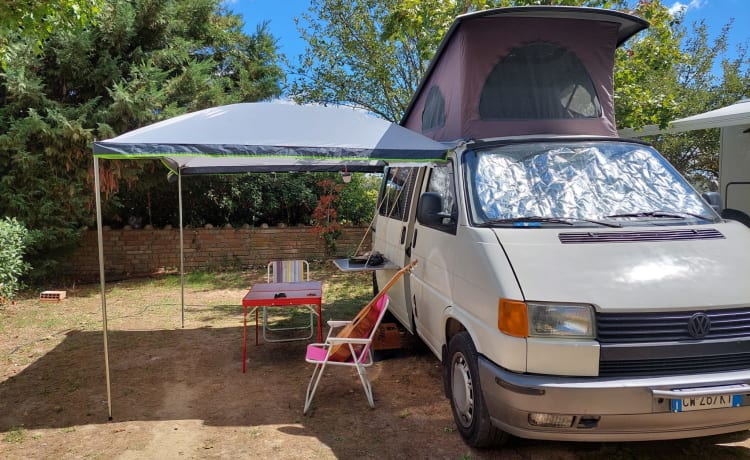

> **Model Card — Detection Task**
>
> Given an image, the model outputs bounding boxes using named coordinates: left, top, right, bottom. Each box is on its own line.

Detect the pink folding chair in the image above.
left=303, top=294, right=390, bottom=414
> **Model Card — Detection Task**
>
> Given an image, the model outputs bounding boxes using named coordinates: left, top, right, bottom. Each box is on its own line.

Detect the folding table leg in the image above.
left=242, top=306, right=247, bottom=373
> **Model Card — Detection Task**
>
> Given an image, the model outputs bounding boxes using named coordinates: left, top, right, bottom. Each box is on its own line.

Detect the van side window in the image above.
left=424, top=162, right=457, bottom=234
left=377, top=167, right=418, bottom=222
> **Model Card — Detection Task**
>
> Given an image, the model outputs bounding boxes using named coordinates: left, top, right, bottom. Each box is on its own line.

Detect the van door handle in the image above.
left=400, top=226, right=407, bottom=245
left=412, top=229, right=418, bottom=248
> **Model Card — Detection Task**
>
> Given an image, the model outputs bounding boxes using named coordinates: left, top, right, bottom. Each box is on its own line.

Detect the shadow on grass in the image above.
left=1, top=327, right=750, bottom=459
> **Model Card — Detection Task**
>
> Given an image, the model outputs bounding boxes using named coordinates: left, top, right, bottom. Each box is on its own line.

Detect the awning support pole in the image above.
left=93, top=156, right=113, bottom=420
left=178, top=170, right=185, bottom=328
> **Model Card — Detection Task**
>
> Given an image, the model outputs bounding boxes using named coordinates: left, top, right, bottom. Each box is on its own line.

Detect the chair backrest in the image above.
left=328, top=294, right=390, bottom=363
left=354, top=295, right=390, bottom=363
left=366, top=295, right=390, bottom=341
left=267, top=260, right=310, bottom=283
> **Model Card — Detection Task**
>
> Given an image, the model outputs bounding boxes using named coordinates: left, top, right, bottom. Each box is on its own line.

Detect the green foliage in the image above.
left=0, top=218, right=33, bottom=305
left=614, top=0, right=683, bottom=129
left=292, top=0, right=411, bottom=122
left=0, top=0, right=284, bottom=282
left=0, top=1, right=103, bottom=69
left=106, top=171, right=322, bottom=228
left=183, top=173, right=319, bottom=227
left=106, top=171, right=378, bottom=229
left=337, top=173, right=379, bottom=224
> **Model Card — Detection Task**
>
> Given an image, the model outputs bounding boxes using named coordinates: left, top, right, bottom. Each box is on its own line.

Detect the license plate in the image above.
left=671, top=394, right=743, bottom=412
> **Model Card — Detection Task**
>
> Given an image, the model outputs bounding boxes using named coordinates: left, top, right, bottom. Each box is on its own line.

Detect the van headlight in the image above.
left=498, top=300, right=595, bottom=339
left=527, top=303, right=595, bottom=338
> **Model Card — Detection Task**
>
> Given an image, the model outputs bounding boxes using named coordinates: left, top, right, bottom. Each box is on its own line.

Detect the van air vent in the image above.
left=558, top=228, right=724, bottom=244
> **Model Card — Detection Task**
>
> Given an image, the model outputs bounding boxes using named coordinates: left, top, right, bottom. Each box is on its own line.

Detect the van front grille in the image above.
left=599, top=352, right=750, bottom=377
left=597, top=307, right=750, bottom=377
left=596, top=307, right=750, bottom=343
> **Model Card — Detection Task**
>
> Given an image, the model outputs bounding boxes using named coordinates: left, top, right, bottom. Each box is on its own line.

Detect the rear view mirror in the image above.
left=702, top=192, right=722, bottom=213
left=417, top=192, right=444, bottom=226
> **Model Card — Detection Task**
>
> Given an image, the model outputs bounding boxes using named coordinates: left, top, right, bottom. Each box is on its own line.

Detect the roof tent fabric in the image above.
left=93, top=102, right=449, bottom=174
left=401, top=6, right=648, bottom=141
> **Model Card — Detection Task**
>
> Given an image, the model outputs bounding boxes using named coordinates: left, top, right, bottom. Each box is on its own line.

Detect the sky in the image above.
left=224, top=0, right=749, bottom=84
left=224, top=0, right=750, bottom=60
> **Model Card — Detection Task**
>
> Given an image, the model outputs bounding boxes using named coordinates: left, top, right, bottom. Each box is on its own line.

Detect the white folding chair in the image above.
left=303, top=295, right=390, bottom=414
left=263, top=260, right=314, bottom=342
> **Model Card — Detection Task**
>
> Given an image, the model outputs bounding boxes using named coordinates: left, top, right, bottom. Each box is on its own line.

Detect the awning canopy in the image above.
left=668, top=99, right=750, bottom=131
left=93, top=102, right=450, bottom=174
left=619, top=99, right=750, bottom=137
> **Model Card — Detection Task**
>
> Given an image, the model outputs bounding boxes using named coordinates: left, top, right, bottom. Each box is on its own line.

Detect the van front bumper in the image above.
left=479, top=356, right=750, bottom=441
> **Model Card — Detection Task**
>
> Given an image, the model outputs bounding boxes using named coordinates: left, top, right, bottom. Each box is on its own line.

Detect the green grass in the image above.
left=0, top=264, right=377, bottom=373
left=156, top=270, right=250, bottom=290
left=1, top=265, right=375, bottom=349
left=3, top=426, right=26, bottom=443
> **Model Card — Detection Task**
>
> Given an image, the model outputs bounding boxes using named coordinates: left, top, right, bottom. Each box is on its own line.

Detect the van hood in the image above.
left=495, top=223, right=750, bottom=311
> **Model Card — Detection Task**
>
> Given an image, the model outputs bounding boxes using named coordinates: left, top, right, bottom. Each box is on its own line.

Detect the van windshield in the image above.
left=464, top=141, right=718, bottom=226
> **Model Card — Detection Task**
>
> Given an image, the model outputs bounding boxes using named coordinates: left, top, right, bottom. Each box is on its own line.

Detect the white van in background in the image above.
left=372, top=6, right=750, bottom=447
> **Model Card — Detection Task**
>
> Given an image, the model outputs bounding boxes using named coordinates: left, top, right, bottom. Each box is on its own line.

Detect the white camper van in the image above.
left=372, top=7, right=750, bottom=447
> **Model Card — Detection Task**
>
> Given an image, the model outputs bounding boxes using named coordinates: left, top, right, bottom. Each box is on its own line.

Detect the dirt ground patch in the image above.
left=2, top=266, right=750, bottom=459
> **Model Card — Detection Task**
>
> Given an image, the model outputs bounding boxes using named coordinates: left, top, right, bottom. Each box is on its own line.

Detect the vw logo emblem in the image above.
left=688, top=313, right=711, bottom=339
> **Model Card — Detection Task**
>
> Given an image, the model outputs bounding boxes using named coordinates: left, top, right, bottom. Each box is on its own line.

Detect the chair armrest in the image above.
left=327, top=320, right=352, bottom=328
left=326, top=337, right=371, bottom=345
left=325, top=320, right=353, bottom=340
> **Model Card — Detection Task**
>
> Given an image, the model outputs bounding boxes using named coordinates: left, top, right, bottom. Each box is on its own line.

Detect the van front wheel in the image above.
left=447, top=332, right=509, bottom=448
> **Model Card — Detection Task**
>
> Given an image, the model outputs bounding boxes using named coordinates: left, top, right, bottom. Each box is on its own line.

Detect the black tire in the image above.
left=446, top=331, right=509, bottom=448
left=722, top=208, right=750, bottom=228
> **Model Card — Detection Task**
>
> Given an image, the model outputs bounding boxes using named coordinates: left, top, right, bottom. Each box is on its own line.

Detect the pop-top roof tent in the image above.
left=401, top=7, right=648, bottom=141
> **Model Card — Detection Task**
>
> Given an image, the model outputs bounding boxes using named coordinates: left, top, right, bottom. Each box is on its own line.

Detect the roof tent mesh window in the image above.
left=422, top=85, right=446, bottom=132
left=479, top=42, right=602, bottom=120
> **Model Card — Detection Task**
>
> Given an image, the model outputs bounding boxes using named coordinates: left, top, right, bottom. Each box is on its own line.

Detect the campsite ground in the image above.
left=1, top=265, right=750, bottom=459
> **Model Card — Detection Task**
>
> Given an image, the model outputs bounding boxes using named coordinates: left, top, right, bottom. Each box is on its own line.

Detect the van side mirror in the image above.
left=702, top=192, right=722, bottom=213
left=417, top=192, right=444, bottom=226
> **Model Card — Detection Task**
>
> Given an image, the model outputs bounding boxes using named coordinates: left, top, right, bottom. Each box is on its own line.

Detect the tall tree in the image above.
left=0, top=0, right=284, bottom=280
left=645, top=17, right=750, bottom=189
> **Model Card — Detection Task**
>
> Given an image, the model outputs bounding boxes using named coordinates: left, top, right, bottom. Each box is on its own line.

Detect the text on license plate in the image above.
left=671, top=394, right=742, bottom=412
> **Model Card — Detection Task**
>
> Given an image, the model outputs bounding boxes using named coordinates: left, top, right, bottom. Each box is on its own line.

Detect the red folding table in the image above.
left=241, top=281, right=323, bottom=373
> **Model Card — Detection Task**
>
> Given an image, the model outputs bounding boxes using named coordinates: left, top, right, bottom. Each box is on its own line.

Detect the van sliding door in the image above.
left=410, top=161, right=458, bottom=353
left=373, top=166, right=424, bottom=332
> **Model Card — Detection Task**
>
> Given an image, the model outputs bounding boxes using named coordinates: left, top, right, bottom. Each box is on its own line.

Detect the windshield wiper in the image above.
left=477, top=216, right=574, bottom=227
left=605, top=211, right=713, bottom=221
left=477, top=216, right=620, bottom=228
left=568, top=217, right=622, bottom=228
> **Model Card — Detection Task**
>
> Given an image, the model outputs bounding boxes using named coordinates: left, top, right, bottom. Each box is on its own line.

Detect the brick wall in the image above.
left=67, top=225, right=371, bottom=280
